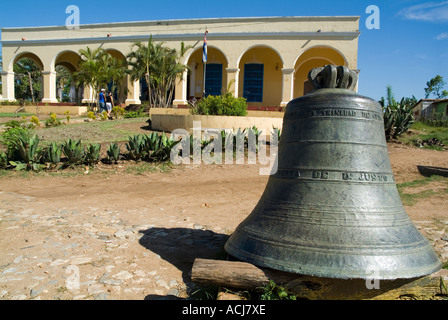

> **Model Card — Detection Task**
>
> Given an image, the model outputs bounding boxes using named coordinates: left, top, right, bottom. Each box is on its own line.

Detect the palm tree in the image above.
left=102, top=54, right=128, bottom=105
left=74, top=47, right=128, bottom=111
left=73, top=47, right=104, bottom=110
left=127, top=36, right=191, bottom=108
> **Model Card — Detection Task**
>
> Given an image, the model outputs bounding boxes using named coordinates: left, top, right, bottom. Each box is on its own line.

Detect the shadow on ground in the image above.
left=138, top=227, right=229, bottom=300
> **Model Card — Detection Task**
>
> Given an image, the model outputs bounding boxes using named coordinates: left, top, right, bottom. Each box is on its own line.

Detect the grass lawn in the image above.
left=0, top=112, right=36, bottom=118
left=32, top=117, right=152, bottom=145
left=398, top=122, right=448, bottom=150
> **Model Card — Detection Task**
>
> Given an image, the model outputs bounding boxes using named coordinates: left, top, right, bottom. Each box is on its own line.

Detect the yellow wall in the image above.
left=187, top=47, right=228, bottom=99
left=294, top=46, right=348, bottom=98
left=1, top=16, right=360, bottom=107
left=238, top=46, right=283, bottom=106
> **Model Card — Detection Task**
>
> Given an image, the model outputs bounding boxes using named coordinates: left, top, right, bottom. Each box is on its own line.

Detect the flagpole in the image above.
left=203, top=60, right=207, bottom=98
left=202, top=29, right=208, bottom=98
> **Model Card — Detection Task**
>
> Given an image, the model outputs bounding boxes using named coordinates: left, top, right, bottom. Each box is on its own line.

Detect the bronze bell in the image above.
left=225, top=65, right=441, bottom=280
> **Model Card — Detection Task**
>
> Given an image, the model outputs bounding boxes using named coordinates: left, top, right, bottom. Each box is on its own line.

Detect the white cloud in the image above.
left=398, top=1, right=448, bottom=21
left=436, top=32, right=448, bottom=39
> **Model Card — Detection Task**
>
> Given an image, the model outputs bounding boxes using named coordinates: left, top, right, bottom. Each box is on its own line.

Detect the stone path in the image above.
left=0, top=191, right=229, bottom=300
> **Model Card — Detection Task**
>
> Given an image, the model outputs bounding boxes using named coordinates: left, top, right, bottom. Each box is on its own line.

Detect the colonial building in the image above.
left=1, top=16, right=360, bottom=107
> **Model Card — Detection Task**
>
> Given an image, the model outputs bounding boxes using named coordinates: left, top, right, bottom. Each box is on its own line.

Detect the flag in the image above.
left=202, top=31, right=208, bottom=63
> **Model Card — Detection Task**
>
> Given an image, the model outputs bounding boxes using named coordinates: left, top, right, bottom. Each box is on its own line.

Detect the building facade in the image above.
left=1, top=16, right=360, bottom=107
left=413, top=99, right=448, bottom=120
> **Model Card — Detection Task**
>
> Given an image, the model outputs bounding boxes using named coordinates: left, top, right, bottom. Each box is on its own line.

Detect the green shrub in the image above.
left=112, top=106, right=125, bottom=119
left=87, top=111, right=96, bottom=120
left=30, top=116, right=41, bottom=127
left=190, top=93, right=247, bottom=116
left=45, top=113, right=63, bottom=127
left=64, top=110, right=71, bottom=124
left=100, top=111, right=108, bottom=121
left=124, top=107, right=147, bottom=118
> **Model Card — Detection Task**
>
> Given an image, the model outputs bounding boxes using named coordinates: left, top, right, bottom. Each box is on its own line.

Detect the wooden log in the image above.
left=191, top=258, right=448, bottom=300
left=191, top=258, right=298, bottom=290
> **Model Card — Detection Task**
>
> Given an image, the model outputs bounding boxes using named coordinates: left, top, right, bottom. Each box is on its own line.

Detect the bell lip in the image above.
left=224, top=241, right=442, bottom=281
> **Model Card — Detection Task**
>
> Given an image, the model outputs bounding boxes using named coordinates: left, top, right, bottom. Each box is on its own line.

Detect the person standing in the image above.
left=106, top=91, right=114, bottom=119
left=99, top=89, right=106, bottom=114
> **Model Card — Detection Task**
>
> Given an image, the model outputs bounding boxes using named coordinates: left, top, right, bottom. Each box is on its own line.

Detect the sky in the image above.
left=0, top=0, right=447, bottom=102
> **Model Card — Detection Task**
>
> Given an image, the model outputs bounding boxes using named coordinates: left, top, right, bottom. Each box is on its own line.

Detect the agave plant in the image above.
left=63, top=139, right=85, bottom=165
left=148, top=132, right=180, bottom=162
left=383, top=98, right=415, bottom=141
left=126, top=134, right=147, bottom=161
left=84, top=143, right=101, bottom=165
left=106, top=142, right=120, bottom=163
left=0, top=151, right=9, bottom=169
left=46, top=142, right=62, bottom=167
left=7, top=129, right=45, bottom=171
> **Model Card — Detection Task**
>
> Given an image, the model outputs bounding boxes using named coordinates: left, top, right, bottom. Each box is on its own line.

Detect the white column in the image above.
left=0, top=71, right=16, bottom=102
left=82, top=85, right=94, bottom=104
left=280, top=68, right=294, bottom=107
left=226, top=68, right=240, bottom=97
left=125, top=76, right=141, bottom=105
left=41, top=71, right=58, bottom=103
left=189, top=63, right=196, bottom=98
left=173, top=70, right=188, bottom=106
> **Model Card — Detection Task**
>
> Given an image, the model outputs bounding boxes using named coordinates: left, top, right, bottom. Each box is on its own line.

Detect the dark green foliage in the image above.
left=190, top=93, right=248, bottom=116
left=421, top=113, right=448, bottom=128
left=256, top=281, right=296, bottom=300
left=13, top=58, right=42, bottom=102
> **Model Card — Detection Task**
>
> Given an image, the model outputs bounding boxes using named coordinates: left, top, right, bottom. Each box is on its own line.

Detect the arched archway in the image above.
left=293, top=46, right=347, bottom=98
left=54, top=50, right=81, bottom=103
left=238, top=45, right=283, bottom=106
left=103, top=49, right=128, bottom=104
left=10, top=51, right=44, bottom=72
left=186, top=46, right=228, bottom=99
left=11, top=52, right=44, bottom=102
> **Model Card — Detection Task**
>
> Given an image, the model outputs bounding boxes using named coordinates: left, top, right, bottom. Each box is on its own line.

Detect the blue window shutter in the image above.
left=205, top=63, right=223, bottom=97
left=243, top=63, right=264, bottom=102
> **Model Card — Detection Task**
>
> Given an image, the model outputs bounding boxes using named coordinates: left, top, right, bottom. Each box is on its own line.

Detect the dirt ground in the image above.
left=0, top=140, right=447, bottom=300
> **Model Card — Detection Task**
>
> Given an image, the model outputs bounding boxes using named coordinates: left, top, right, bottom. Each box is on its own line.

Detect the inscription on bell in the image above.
left=312, top=171, right=329, bottom=179
left=342, top=172, right=389, bottom=182
left=305, top=108, right=383, bottom=122
left=310, top=109, right=357, bottom=117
